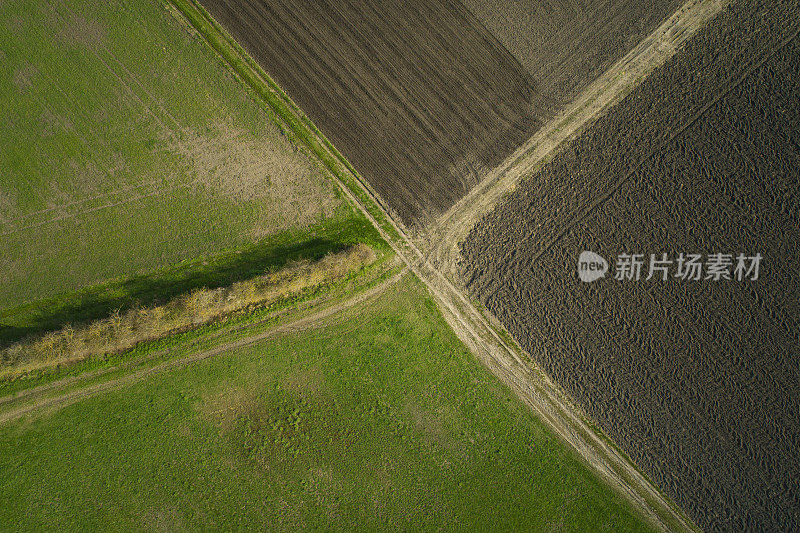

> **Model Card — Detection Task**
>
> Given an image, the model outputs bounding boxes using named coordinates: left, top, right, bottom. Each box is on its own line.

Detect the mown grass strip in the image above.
left=167, top=0, right=402, bottom=244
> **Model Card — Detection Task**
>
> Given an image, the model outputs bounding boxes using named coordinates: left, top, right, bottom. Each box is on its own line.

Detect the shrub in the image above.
left=0, top=244, right=376, bottom=380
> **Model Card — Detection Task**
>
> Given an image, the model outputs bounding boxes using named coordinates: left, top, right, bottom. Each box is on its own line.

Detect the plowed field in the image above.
left=461, top=0, right=800, bottom=530
left=196, top=0, right=680, bottom=228
left=461, top=0, right=681, bottom=104
left=198, top=0, right=544, bottom=227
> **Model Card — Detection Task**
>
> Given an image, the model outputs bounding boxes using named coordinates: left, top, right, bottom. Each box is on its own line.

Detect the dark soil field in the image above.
left=461, top=0, right=682, bottom=105
left=197, top=0, right=545, bottom=227
left=196, top=0, right=683, bottom=228
left=460, top=0, right=800, bottom=530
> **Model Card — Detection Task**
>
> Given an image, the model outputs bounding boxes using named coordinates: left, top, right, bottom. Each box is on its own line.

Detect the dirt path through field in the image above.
left=298, top=76, right=699, bottom=531
left=0, top=268, right=406, bottom=425
left=319, top=2, right=729, bottom=531
left=421, top=0, right=728, bottom=279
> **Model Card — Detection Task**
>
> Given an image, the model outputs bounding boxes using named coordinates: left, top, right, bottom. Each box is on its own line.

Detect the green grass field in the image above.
left=0, top=0, right=353, bottom=313
left=0, top=275, right=654, bottom=531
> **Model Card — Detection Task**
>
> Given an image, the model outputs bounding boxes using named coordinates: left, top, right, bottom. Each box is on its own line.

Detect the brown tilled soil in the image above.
left=197, top=0, right=684, bottom=228
left=197, top=0, right=547, bottom=228
left=461, top=0, right=682, bottom=105
left=460, top=0, right=800, bottom=530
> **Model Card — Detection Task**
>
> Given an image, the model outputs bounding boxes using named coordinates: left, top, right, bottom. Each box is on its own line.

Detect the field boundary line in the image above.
left=0, top=255, right=402, bottom=406
left=415, top=0, right=728, bottom=529
left=165, top=0, right=406, bottom=246
left=166, top=1, right=707, bottom=531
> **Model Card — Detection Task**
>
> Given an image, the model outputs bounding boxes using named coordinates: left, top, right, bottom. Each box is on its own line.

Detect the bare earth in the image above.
left=460, top=0, right=682, bottom=105
left=2, top=0, right=729, bottom=530
left=459, top=0, right=800, bottom=528
left=196, top=0, right=545, bottom=227
left=422, top=0, right=727, bottom=280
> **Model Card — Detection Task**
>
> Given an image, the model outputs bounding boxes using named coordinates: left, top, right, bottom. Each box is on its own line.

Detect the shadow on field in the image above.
left=0, top=236, right=349, bottom=349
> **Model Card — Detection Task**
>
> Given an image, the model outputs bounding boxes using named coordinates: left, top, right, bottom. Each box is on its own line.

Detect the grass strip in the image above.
left=1, top=245, right=377, bottom=381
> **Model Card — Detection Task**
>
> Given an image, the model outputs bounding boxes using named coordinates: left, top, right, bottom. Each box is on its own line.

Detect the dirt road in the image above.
left=6, top=0, right=722, bottom=529
left=459, top=1, right=800, bottom=528
left=0, top=268, right=406, bottom=425
left=421, top=0, right=728, bottom=279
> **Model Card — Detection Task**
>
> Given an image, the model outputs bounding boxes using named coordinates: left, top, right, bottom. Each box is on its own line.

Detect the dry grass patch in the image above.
left=11, top=64, right=38, bottom=92
left=167, top=121, right=342, bottom=236
left=55, top=9, right=108, bottom=49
